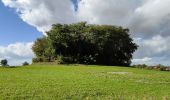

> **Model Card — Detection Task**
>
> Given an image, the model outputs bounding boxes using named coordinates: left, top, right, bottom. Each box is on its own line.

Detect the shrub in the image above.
left=83, top=55, right=97, bottom=65
left=32, top=57, right=44, bottom=63
left=132, top=64, right=170, bottom=71
left=132, top=64, right=148, bottom=69
left=56, top=55, right=78, bottom=64
left=32, top=58, right=38, bottom=63
left=154, top=64, right=166, bottom=71
left=56, top=55, right=64, bottom=64
left=42, top=58, right=51, bottom=62
left=145, top=66, right=154, bottom=70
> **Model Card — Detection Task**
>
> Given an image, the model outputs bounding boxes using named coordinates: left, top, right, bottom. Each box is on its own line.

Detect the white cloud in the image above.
left=132, top=57, right=170, bottom=66
left=132, top=57, right=152, bottom=64
left=2, top=0, right=170, bottom=65
left=134, top=35, right=170, bottom=58
left=0, top=42, right=34, bottom=66
left=135, top=0, right=170, bottom=21
left=77, top=0, right=170, bottom=38
left=133, top=35, right=170, bottom=65
left=77, top=0, right=143, bottom=26
left=2, top=0, right=76, bottom=34
left=129, top=0, right=170, bottom=38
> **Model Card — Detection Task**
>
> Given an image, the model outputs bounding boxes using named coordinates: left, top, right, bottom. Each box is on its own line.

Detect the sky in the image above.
left=0, top=0, right=170, bottom=66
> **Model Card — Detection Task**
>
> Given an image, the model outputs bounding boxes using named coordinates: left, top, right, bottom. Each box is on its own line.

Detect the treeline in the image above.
left=132, top=64, right=170, bottom=71
left=32, top=22, right=138, bottom=66
left=0, top=59, right=29, bottom=67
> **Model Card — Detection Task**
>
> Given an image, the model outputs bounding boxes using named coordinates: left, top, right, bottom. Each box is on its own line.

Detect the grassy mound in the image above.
left=0, top=64, right=170, bottom=99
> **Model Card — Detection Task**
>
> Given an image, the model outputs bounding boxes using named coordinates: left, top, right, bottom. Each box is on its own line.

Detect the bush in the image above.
left=62, top=57, right=75, bottom=64
left=132, top=64, right=148, bottom=69
left=56, top=55, right=75, bottom=64
left=145, top=66, right=154, bottom=70
left=56, top=55, right=64, bottom=64
left=132, top=64, right=170, bottom=71
left=154, top=64, right=166, bottom=71
left=42, top=58, right=51, bottom=62
left=82, top=55, right=97, bottom=65
left=32, top=57, right=44, bottom=63
left=32, top=58, right=38, bottom=63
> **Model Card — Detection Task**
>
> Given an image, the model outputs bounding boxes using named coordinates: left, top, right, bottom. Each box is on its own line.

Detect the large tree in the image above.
left=32, top=22, right=138, bottom=66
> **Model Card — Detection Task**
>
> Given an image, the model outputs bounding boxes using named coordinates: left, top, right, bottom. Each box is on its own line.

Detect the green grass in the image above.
left=0, top=64, right=170, bottom=100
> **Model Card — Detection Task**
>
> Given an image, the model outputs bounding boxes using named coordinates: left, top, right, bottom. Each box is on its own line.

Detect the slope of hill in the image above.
left=0, top=64, right=170, bottom=99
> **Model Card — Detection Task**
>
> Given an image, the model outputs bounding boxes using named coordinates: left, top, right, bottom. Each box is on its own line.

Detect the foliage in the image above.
left=22, top=62, right=29, bottom=66
left=32, top=58, right=43, bottom=63
left=154, top=64, right=167, bottom=71
left=32, top=37, right=55, bottom=62
left=132, top=64, right=148, bottom=69
left=55, top=55, right=64, bottom=64
left=132, top=64, right=170, bottom=71
left=32, top=37, right=48, bottom=58
left=32, top=22, right=138, bottom=66
left=0, top=59, right=8, bottom=66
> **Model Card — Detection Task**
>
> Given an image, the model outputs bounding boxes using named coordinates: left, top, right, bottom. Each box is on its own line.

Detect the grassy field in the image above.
left=0, top=64, right=170, bottom=100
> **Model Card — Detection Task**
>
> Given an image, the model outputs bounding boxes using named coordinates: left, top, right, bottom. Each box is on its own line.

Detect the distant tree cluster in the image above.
left=0, top=59, right=29, bottom=67
left=0, top=59, right=8, bottom=66
left=132, top=64, right=170, bottom=71
left=22, top=62, right=29, bottom=66
left=32, top=22, right=138, bottom=66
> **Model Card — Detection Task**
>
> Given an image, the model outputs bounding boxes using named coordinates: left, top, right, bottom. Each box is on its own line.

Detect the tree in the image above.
left=1, top=59, right=8, bottom=66
left=22, top=62, right=29, bottom=66
left=32, top=37, right=48, bottom=58
left=32, top=37, right=55, bottom=62
left=32, top=22, right=138, bottom=66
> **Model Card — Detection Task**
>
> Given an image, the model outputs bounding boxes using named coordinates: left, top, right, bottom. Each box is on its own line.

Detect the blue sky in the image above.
left=0, top=0, right=78, bottom=46
left=0, top=1, right=42, bottom=46
left=1, top=0, right=170, bottom=66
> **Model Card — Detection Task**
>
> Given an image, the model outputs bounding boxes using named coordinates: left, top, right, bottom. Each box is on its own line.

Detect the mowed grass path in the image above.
left=0, top=64, right=170, bottom=100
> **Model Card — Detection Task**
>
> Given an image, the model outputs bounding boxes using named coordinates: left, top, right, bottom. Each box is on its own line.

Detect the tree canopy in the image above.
left=32, top=22, right=138, bottom=66
left=1, top=59, right=8, bottom=66
left=22, top=62, right=29, bottom=66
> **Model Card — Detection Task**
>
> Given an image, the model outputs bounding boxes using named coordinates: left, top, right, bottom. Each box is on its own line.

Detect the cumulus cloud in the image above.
left=2, top=0, right=170, bottom=65
left=129, top=0, right=170, bottom=38
left=77, top=0, right=144, bottom=26
left=132, top=57, right=152, bottom=64
left=0, top=42, right=34, bottom=65
left=133, top=35, right=170, bottom=65
left=77, top=0, right=170, bottom=37
left=2, top=0, right=76, bottom=34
